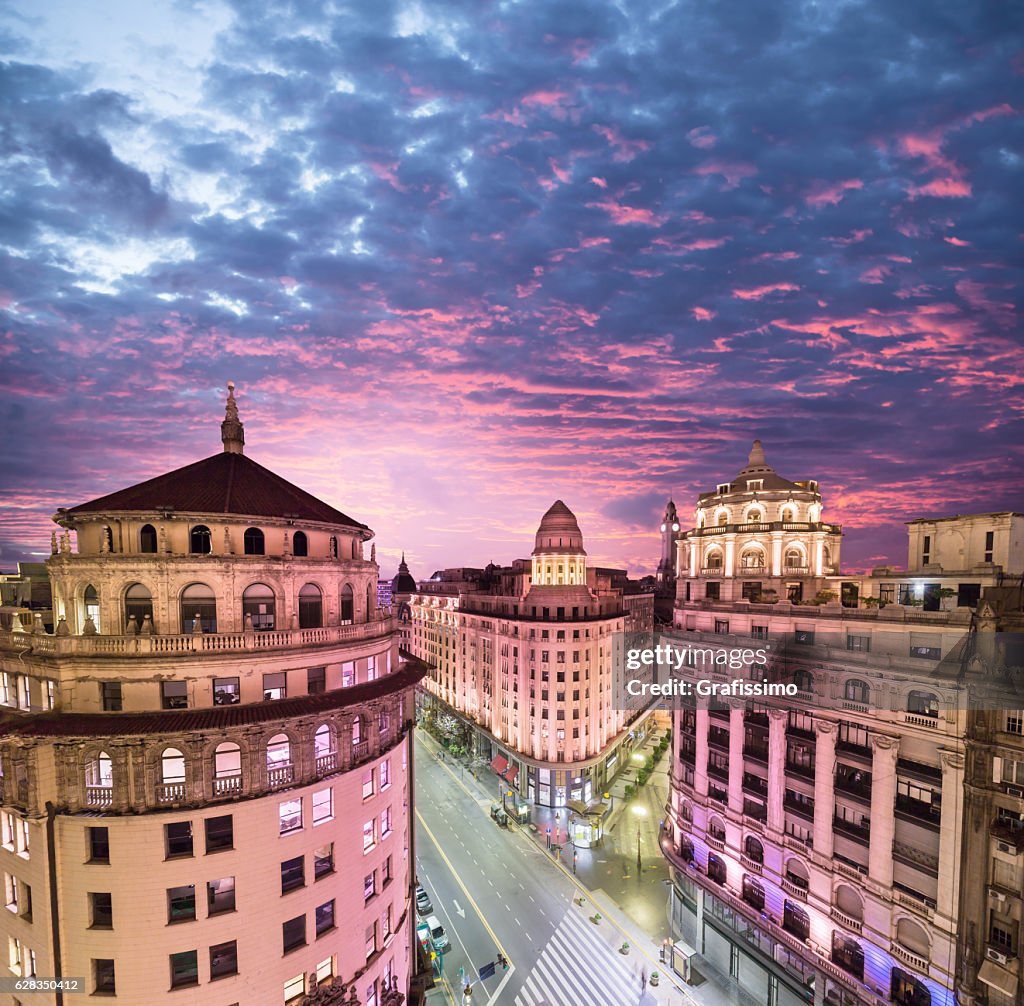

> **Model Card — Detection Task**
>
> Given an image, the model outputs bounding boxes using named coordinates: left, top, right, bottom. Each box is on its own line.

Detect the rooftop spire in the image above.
left=748, top=439, right=766, bottom=467
left=221, top=381, right=245, bottom=454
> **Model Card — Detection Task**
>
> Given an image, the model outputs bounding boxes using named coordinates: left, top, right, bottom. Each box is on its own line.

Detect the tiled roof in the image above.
left=62, top=451, right=369, bottom=530
left=0, top=659, right=429, bottom=738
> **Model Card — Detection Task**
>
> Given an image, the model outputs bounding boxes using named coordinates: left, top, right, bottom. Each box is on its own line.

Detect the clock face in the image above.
left=672, top=523, right=680, bottom=531
left=660, top=523, right=666, bottom=532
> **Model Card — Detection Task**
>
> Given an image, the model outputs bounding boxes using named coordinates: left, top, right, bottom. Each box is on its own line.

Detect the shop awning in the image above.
left=504, top=764, right=519, bottom=785
left=978, top=960, right=1018, bottom=996
left=490, top=754, right=508, bottom=775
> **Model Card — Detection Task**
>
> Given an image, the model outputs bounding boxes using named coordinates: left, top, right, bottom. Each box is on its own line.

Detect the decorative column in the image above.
left=813, top=537, right=824, bottom=576
left=767, top=709, right=787, bottom=833
left=936, top=751, right=965, bottom=920
left=724, top=537, right=736, bottom=577
left=689, top=541, right=697, bottom=579
left=868, top=734, right=899, bottom=885
left=728, top=702, right=745, bottom=816
left=771, top=534, right=783, bottom=577
left=695, top=707, right=709, bottom=797
left=812, top=720, right=836, bottom=860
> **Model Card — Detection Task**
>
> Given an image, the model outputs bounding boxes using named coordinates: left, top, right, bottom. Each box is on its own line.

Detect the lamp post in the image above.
left=636, top=826, right=642, bottom=873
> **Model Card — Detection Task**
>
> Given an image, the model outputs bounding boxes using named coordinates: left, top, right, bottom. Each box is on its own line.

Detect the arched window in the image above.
left=707, top=853, right=726, bottom=885
left=705, top=549, right=723, bottom=570
left=780, top=506, right=796, bottom=523
left=747, top=510, right=762, bottom=524
left=292, top=531, right=308, bottom=557
left=895, top=918, right=930, bottom=958
left=740, top=548, right=765, bottom=568
left=242, top=583, right=275, bottom=631
left=679, top=837, right=694, bottom=862
left=744, top=835, right=764, bottom=864
left=681, top=801, right=693, bottom=822
left=785, top=547, right=804, bottom=568
left=891, top=969, right=930, bottom=1006
left=298, top=583, right=322, bottom=629
left=784, top=858, right=809, bottom=890
left=314, top=724, right=334, bottom=759
left=340, top=584, right=354, bottom=623
left=708, top=815, right=726, bottom=841
left=140, top=524, right=157, bottom=553
left=352, top=715, right=364, bottom=746
left=190, top=525, right=212, bottom=554
left=782, top=900, right=809, bottom=940
left=243, top=527, right=265, bottom=556
left=379, top=708, right=391, bottom=736
left=907, top=690, right=939, bottom=718
left=793, top=669, right=814, bottom=693
left=86, top=751, right=113, bottom=788
left=834, top=884, right=864, bottom=922
left=214, top=742, right=241, bottom=779
left=267, top=734, right=291, bottom=768
left=180, top=583, right=217, bottom=633
left=742, top=875, right=765, bottom=911
left=124, top=583, right=153, bottom=632
left=83, top=585, right=101, bottom=632
left=831, top=932, right=863, bottom=978
left=844, top=679, right=870, bottom=704
left=161, top=747, right=186, bottom=784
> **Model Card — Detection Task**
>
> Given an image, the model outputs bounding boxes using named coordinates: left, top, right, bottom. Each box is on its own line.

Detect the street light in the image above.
left=637, top=825, right=642, bottom=872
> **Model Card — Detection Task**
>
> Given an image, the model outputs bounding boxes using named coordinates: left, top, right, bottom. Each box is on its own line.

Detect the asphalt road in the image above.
left=414, top=734, right=662, bottom=1006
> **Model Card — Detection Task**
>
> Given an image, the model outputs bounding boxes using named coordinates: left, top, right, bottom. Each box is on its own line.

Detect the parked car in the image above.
left=425, top=915, right=450, bottom=952
left=416, top=886, right=433, bottom=915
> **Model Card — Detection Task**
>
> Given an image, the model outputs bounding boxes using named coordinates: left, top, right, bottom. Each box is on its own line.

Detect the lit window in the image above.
left=284, top=974, right=305, bottom=1002
left=380, top=759, right=391, bottom=790
left=279, top=799, right=302, bottom=835
left=380, top=806, right=392, bottom=839
left=364, top=872, right=375, bottom=902
left=363, top=820, right=376, bottom=853
left=316, top=957, right=334, bottom=983
left=362, top=770, right=374, bottom=800
left=312, top=788, right=333, bottom=825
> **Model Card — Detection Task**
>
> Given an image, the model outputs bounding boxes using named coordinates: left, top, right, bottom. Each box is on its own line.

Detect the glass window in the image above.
left=281, top=856, right=305, bottom=894
left=213, top=678, right=239, bottom=705
left=243, top=583, right=275, bottom=630
left=169, top=949, right=199, bottom=988
left=243, top=527, right=265, bottom=555
left=181, top=582, right=217, bottom=633
left=299, top=583, right=323, bottom=629
left=93, top=959, right=116, bottom=995
left=283, top=915, right=306, bottom=953
left=167, top=885, right=196, bottom=923
left=140, top=524, right=157, bottom=553
left=279, top=799, right=302, bottom=835
left=207, top=877, right=235, bottom=916
left=161, top=681, right=188, bottom=709
left=362, top=770, right=374, bottom=800
left=316, top=899, right=335, bottom=936
left=165, top=822, right=193, bottom=858
left=88, top=827, right=109, bottom=863
left=380, top=759, right=391, bottom=790
left=313, top=788, right=333, bottom=825
left=380, top=806, right=392, bottom=838
left=89, top=892, right=113, bottom=928
left=292, top=530, right=308, bottom=556
left=263, top=672, right=286, bottom=700
left=307, top=667, right=326, bottom=694
left=205, top=815, right=233, bottom=853
left=363, top=820, right=376, bottom=852
left=314, top=844, right=334, bottom=880
left=209, top=940, right=237, bottom=979
left=189, top=525, right=212, bottom=554
left=101, top=682, right=122, bottom=711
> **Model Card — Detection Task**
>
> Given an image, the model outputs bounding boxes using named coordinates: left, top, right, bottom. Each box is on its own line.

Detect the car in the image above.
left=416, top=886, right=433, bottom=915
left=425, top=914, right=450, bottom=952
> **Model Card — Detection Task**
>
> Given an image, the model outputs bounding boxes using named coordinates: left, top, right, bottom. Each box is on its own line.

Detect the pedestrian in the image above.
left=641, top=969, right=647, bottom=993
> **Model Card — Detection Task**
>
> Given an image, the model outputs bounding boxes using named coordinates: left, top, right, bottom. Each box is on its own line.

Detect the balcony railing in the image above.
left=315, top=751, right=338, bottom=776
left=85, top=785, right=113, bottom=808
left=834, top=778, right=872, bottom=803
left=894, top=885, right=936, bottom=920
left=700, top=567, right=725, bottom=576
left=781, top=875, right=808, bottom=901
left=892, top=840, right=939, bottom=875
left=155, top=781, right=187, bottom=804
left=705, top=831, right=726, bottom=851
left=830, top=906, right=863, bottom=934
left=690, top=521, right=841, bottom=537
left=740, top=853, right=763, bottom=873
left=894, top=794, right=941, bottom=829
left=785, top=761, right=815, bottom=781
left=708, top=763, right=729, bottom=783
left=784, top=797, right=815, bottom=822
left=1, top=616, right=394, bottom=659
left=890, top=942, right=929, bottom=974
left=744, top=745, right=769, bottom=764
left=213, top=773, right=243, bottom=797
left=267, top=763, right=295, bottom=789
left=833, top=816, right=870, bottom=844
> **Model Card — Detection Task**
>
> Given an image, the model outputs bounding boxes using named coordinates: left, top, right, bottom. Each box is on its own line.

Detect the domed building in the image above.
left=0, top=386, right=423, bottom=1006
left=410, top=501, right=654, bottom=810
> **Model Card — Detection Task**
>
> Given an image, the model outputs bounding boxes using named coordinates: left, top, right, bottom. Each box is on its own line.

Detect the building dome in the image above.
left=533, top=500, right=586, bottom=555
left=392, top=552, right=418, bottom=595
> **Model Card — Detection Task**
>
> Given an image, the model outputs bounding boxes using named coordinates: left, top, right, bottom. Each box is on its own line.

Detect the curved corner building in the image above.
left=0, top=386, right=424, bottom=1006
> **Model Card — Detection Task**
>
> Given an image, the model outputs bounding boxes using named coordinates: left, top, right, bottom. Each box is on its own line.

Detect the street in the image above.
left=414, top=731, right=679, bottom=1006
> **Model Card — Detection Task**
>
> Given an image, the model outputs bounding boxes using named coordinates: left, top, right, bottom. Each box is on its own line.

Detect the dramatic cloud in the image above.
left=0, top=0, right=1021, bottom=579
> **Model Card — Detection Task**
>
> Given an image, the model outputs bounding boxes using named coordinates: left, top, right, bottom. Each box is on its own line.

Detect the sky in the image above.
left=1, top=0, right=1022, bottom=579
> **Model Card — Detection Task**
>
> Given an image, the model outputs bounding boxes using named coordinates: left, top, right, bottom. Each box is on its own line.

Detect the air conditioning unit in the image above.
left=996, top=840, right=1021, bottom=856
left=1006, top=785, right=1024, bottom=799
left=987, top=947, right=1010, bottom=966
left=989, top=887, right=1007, bottom=906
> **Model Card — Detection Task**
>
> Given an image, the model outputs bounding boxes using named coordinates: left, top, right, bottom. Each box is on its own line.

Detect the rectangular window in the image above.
left=89, top=892, right=113, bottom=929
left=213, top=678, right=240, bottom=705
left=846, top=635, right=871, bottom=652
left=957, top=583, right=981, bottom=608
left=204, top=815, right=233, bottom=853
left=367, top=655, right=377, bottom=681
left=342, top=661, right=355, bottom=687
left=380, top=806, right=392, bottom=839
left=207, top=877, right=235, bottom=916
left=380, top=759, right=391, bottom=790
left=382, top=904, right=392, bottom=940
left=307, top=666, right=326, bottom=694
left=263, top=672, right=287, bottom=701
left=364, top=872, right=376, bottom=902
left=985, top=530, right=994, bottom=563
left=165, top=822, right=193, bottom=859
left=3, top=873, right=16, bottom=913
left=879, top=583, right=895, bottom=605
left=312, top=788, right=333, bottom=825
left=382, top=855, right=393, bottom=886
left=750, top=625, right=768, bottom=640
left=1006, top=711, right=1024, bottom=736
left=279, top=798, right=302, bottom=835
left=101, top=682, right=122, bottom=712
left=714, top=619, right=729, bottom=635
left=314, top=844, right=334, bottom=880
left=316, top=899, right=335, bottom=936
left=794, top=629, right=814, bottom=645
left=316, top=957, right=334, bottom=984
left=169, top=949, right=199, bottom=988
left=281, top=856, right=305, bottom=894
left=741, top=582, right=761, bottom=602
left=365, top=923, right=377, bottom=959
left=362, top=770, right=374, bottom=800
left=363, top=820, right=376, bottom=853
left=161, top=681, right=188, bottom=709
left=898, top=583, right=918, bottom=606
left=284, top=974, right=305, bottom=1001
left=209, top=940, right=237, bottom=979
left=922, top=535, right=930, bottom=563
left=45, top=680, right=56, bottom=710
left=19, top=676, right=30, bottom=709
left=88, top=826, right=109, bottom=863
left=167, top=885, right=196, bottom=923
left=283, top=915, right=306, bottom=953
left=705, top=582, right=720, bottom=601
left=93, top=959, right=116, bottom=995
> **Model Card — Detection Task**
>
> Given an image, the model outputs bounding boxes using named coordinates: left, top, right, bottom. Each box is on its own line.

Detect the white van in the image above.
left=425, top=915, right=450, bottom=952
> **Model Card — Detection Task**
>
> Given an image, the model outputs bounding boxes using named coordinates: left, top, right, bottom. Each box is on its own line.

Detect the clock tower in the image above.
left=657, top=498, right=680, bottom=587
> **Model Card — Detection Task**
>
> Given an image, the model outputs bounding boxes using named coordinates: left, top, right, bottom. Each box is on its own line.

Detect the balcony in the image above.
left=155, top=781, right=187, bottom=804
left=708, top=763, right=729, bottom=783
left=830, top=906, right=863, bottom=934
left=85, top=785, right=113, bottom=809
left=903, top=711, right=940, bottom=730
left=267, top=763, right=295, bottom=789
left=706, top=831, right=726, bottom=851
left=744, top=745, right=769, bottom=764
left=892, top=840, right=939, bottom=875
left=894, top=885, right=936, bottom=921
left=740, top=854, right=763, bottom=873
left=895, top=794, right=941, bottom=830
left=785, top=761, right=815, bottom=781
left=833, top=816, right=870, bottom=844
left=833, top=857, right=867, bottom=881
left=316, top=751, right=338, bottom=776
left=890, top=942, right=929, bottom=974
left=784, top=796, right=815, bottom=822
left=700, top=567, right=725, bottom=576
left=834, top=777, right=872, bottom=803
left=742, top=774, right=768, bottom=798
left=781, top=875, right=809, bottom=901
left=213, top=774, right=242, bottom=798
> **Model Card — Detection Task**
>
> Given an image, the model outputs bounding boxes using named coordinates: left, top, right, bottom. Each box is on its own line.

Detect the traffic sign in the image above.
left=478, top=961, right=496, bottom=981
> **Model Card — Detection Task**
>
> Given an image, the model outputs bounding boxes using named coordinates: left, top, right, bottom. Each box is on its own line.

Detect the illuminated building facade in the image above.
left=0, top=387, right=421, bottom=1006
left=663, top=443, right=1023, bottom=1006
left=410, top=501, right=654, bottom=808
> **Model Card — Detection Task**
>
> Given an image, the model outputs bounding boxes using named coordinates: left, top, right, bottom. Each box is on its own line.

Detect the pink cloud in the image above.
left=732, top=283, right=800, bottom=300
left=590, top=176, right=607, bottom=188
left=692, top=307, right=716, bottom=321
left=587, top=199, right=666, bottom=226
left=694, top=159, right=757, bottom=189
left=592, top=124, right=651, bottom=163
left=686, top=126, right=717, bottom=149
left=805, top=178, right=864, bottom=207
left=944, top=236, right=970, bottom=246
left=521, top=89, right=570, bottom=107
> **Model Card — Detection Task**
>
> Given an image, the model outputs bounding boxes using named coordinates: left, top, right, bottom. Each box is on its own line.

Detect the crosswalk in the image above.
left=513, top=908, right=651, bottom=1006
